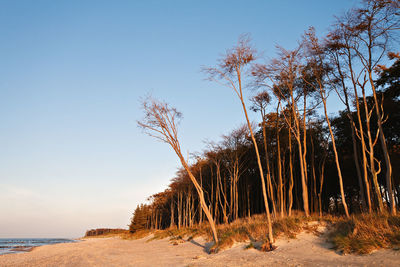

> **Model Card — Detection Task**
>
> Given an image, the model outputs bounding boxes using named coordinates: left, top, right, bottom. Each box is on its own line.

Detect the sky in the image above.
left=0, top=0, right=359, bottom=238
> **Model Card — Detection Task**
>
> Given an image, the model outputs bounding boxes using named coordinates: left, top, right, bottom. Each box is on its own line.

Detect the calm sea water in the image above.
left=0, top=238, right=76, bottom=255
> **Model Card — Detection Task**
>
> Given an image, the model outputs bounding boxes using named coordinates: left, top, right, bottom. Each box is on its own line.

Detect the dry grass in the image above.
left=328, top=213, right=400, bottom=254
left=83, top=230, right=130, bottom=239
left=210, top=213, right=312, bottom=252
left=150, top=226, right=208, bottom=241
left=123, top=212, right=319, bottom=252
left=121, top=230, right=153, bottom=240
left=81, top=233, right=121, bottom=239
left=118, top=212, right=400, bottom=254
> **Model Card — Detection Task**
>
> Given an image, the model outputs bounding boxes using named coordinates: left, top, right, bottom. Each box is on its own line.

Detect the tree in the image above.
left=327, top=0, right=399, bottom=214
left=326, top=28, right=369, bottom=212
left=204, top=35, right=274, bottom=246
left=349, top=0, right=398, bottom=214
left=301, top=28, right=350, bottom=218
left=253, top=47, right=311, bottom=217
left=251, top=92, right=278, bottom=217
left=221, top=125, right=250, bottom=221
left=138, top=97, right=219, bottom=243
left=129, top=204, right=151, bottom=233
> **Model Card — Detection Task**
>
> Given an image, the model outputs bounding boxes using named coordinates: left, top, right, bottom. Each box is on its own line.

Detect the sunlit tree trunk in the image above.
left=288, top=116, right=294, bottom=216
left=361, top=83, right=384, bottom=213
left=262, top=121, right=277, bottom=216
left=291, top=97, right=310, bottom=217
left=318, top=155, right=326, bottom=217
left=239, top=94, right=274, bottom=242
left=275, top=106, right=284, bottom=217
left=368, top=72, right=396, bottom=215
left=311, top=131, right=317, bottom=213
left=348, top=55, right=372, bottom=213
left=170, top=198, right=175, bottom=228
left=320, top=87, right=350, bottom=218
left=334, top=53, right=367, bottom=210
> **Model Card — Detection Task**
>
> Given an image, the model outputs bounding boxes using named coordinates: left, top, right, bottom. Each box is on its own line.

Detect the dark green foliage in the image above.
left=129, top=204, right=151, bottom=233
left=84, top=228, right=127, bottom=237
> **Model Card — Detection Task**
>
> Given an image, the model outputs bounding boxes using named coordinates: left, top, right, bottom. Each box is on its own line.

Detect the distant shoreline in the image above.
left=0, top=238, right=77, bottom=256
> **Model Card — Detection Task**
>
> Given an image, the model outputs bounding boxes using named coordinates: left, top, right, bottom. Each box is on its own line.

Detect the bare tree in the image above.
left=301, top=28, right=350, bottom=218
left=203, top=35, right=274, bottom=246
left=221, top=125, right=249, bottom=221
left=252, top=47, right=311, bottom=217
left=325, top=29, right=369, bottom=212
left=251, top=92, right=278, bottom=217
left=327, top=15, right=374, bottom=212
left=326, top=0, right=399, bottom=214
left=349, top=0, right=399, bottom=214
left=138, top=97, right=219, bottom=243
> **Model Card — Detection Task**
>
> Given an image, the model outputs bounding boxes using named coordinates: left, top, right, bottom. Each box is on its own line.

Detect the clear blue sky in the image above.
left=0, top=0, right=358, bottom=238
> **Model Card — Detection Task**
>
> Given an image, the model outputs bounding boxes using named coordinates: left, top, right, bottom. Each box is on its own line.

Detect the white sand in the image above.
left=0, top=231, right=399, bottom=266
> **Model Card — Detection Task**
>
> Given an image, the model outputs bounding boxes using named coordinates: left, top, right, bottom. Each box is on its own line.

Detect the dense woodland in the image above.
left=130, top=0, right=400, bottom=244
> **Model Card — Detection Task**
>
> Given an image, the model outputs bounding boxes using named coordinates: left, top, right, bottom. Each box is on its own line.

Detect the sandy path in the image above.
left=0, top=233, right=398, bottom=267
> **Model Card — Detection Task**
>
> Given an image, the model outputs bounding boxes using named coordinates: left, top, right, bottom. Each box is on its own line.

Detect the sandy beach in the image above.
left=0, top=231, right=399, bottom=267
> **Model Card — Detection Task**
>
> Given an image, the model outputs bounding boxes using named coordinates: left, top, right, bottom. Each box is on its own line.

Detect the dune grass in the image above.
left=208, top=214, right=307, bottom=252
left=124, top=212, right=318, bottom=252
left=328, top=213, right=400, bottom=254
left=93, top=212, right=400, bottom=254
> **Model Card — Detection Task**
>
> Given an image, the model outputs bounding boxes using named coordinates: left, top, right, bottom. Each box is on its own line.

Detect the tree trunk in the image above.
left=262, top=121, right=277, bottom=216
left=320, top=87, right=350, bottom=218
left=293, top=107, right=310, bottom=216
left=275, top=109, right=284, bottom=218
left=199, top=167, right=203, bottom=225
left=180, top=159, right=219, bottom=243
left=311, top=132, right=317, bottom=214
left=170, top=199, right=175, bottom=228
left=347, top=51, right=372, bottom=213
left=236, top=70, right=274, bottom=242
left=319, top=156, right=326, bottom=217
left=369, top=72, right=396, bottom=215
left=288, top=120, right=294, bottom=216
left=361, top=85, right=384, bottom=213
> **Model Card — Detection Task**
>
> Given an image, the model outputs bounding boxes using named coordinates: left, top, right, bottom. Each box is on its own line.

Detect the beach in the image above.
left=0, top=232, right=399, bottom=267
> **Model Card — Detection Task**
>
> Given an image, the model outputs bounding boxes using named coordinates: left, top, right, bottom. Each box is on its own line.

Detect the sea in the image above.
left=0, top=238, right=77, bottom=255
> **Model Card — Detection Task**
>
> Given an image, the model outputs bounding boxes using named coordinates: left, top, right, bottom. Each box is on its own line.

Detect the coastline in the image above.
left=0, top=233, right=399, bottom=267
left=0, top=238, right=77, bottom=256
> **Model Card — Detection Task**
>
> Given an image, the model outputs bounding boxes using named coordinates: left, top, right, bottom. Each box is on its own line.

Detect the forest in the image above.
left=130, top=0, right=400, bottom=249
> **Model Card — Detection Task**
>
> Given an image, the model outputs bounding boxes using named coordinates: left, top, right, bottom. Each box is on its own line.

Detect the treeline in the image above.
left=85, top=228, right=127, bottom=237
left=130, top=0, right=399, bottom=242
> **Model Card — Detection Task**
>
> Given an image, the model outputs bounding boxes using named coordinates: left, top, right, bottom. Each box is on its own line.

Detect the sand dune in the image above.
left=0, top=232, right=399, bottom=267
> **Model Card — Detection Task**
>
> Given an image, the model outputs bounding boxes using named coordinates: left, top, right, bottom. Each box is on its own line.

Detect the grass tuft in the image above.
left=210, top=213, right=308, bottom=252
left=329, top=213, right=400, bottom=254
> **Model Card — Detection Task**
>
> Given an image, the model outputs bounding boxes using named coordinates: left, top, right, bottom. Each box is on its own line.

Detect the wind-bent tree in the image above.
left=251, top=92, right=278, bottom=217
left=204, top=35, right=274, bottom=245
left=376, top=53, right=400, bottom=208
left=138, top=97, right=219, bottom=243
left=325, top=0, right=399, bottom=214
left=325, top=29, right=369, bottom=212
left=327, top=15, right=375, bottom=213
left=253, top=47, right=311, bottom=216
left=301, top=28, right=350, bottom=217
left=348, top=0, right=399, bottom=215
